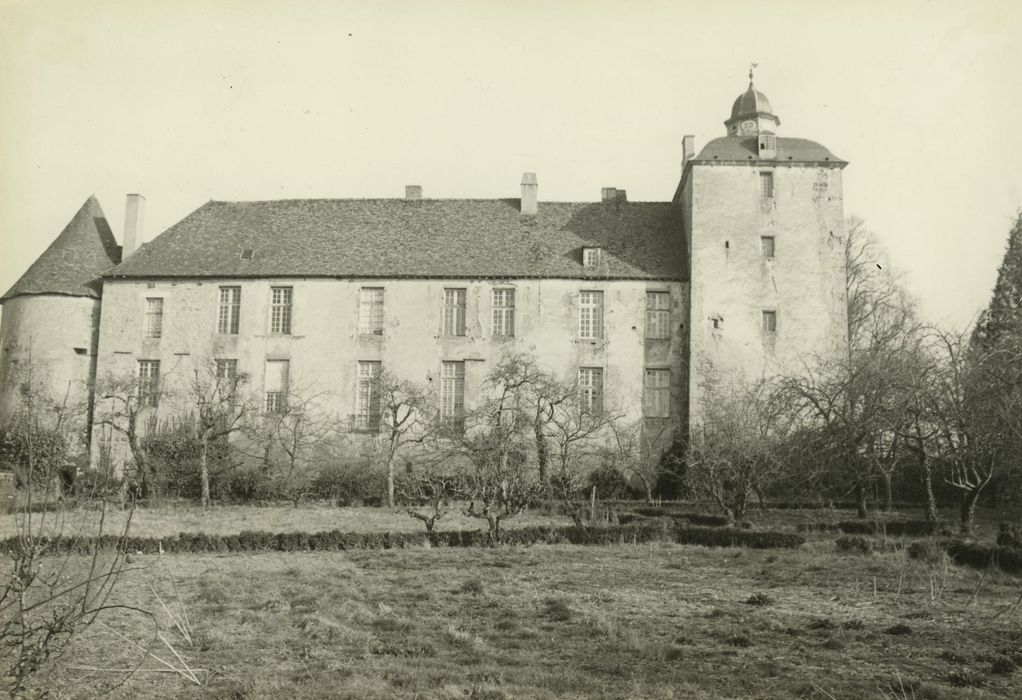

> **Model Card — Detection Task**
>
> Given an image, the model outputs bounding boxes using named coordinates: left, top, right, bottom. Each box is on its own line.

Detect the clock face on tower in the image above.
left=740, top=119, right=757, bottom=135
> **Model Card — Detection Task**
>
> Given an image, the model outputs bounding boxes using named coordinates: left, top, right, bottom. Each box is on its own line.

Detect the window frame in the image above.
left=144, top=297, right=164, bottom=339
left=582, top=247, right=602, bottom=268
left=358, top=287, right=385, bottom=336
left=578, top=366, right=604, bottom=414
left=442, top=288, right=467, bottom=337
left=579, top=290, right=604, bottom=340
left=354, top=361, right=383, bottom=432
left=491, top=288, right=516, bottom=338
left=441, top=361, right=466, bottom=432
left=643, top=368, right=671, bottom=418
left=645, top=291, right=671, bottom=340
left=759, top=171, right=774, bottom=199
left=218, top=286, right=241, bottom=335
left=762, top=310, right=778, bottom=333
left=264, top=359, right=290, bottom=413
left=760, top=236, right=776, bottom=260
left=137, top=360, right=160, bottom=408
left=269, top=286, right=293, bottom=335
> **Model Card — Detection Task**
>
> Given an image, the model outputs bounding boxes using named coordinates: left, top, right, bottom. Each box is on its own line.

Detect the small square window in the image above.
left=762, top=310, right=777, bottom=332
left=761, top=236, right=775, bottom=259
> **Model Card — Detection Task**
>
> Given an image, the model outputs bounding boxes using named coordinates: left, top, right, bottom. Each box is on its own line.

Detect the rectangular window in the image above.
left=137, top=360, right=160, bottom=407
left=270, top=286, right=293, bottom=335
left=762, top=310, right=777, bottom=332
left=492, top=288, right=516, bottom=337
left=644, top=369, right=671, bottom=418
left=218, top=286, right=241, bottom=334
left=355, top=361, right=382, bottom=431
left=760, top=172, right=774, bottom=199
left=441, top=361, right=466, bottom=432
left=645, top=292, right=671, bottom=340
left=264, top=359, right=289, bottom=413
left=579, top=290, right=604, bottom=339
left=216, top=358, right=239, bottom=403
left=359, top=287, right=385, bottom=335
left=578, top=367, right=603, bottom=414
left=761, top=236, right=776, bottom=259
left=443, top=288, right=467, bottom=336
left=583, top=247, right=602, bottom=268
left=144, top=298, right=163, bottom=338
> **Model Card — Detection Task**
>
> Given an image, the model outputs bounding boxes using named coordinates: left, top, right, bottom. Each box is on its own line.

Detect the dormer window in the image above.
left=583, top=247, right=602, bottom=268
left=240, top=248, right=254, bottom=260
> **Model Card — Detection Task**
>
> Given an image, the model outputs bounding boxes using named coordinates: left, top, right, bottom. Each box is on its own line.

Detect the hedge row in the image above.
left=0, top=521, right=804, bottom=556
left=626, top=507, right=731, bottom=527
left=943, top=540, right=1022, bottom=575
left=798, top=520, right=939, bottom=537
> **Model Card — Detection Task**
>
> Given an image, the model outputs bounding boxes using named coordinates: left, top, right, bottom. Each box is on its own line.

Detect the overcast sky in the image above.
left=1, top=0, right=1019, bottom=330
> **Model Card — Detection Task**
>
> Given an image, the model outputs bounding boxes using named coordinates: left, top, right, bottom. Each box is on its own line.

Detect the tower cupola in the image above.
left=723, top=66, right=780, bottom=139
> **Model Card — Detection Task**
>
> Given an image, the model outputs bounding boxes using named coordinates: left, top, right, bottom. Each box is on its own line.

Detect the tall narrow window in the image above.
left=264, top=359, right=289, bottom=413
left=144, top=298, right=163, bottom=338
left=218, top=286, right=241, bottom=334
left=443, top=288, right=466, bottom=336
left=359, top=287, right=385, bottom=335
left=762, top=310, right=778, bottom=332
left=270, top=286, right=293, bottom=335
left=645, top=292, right=671, bottom=340
left=579, top=290, right=604, bottom=339
left=137, top=360, right=160, bottom=407
left=355, top=361, right=382, bottom=431
left=578, top=367, right=603, bottom=413
left=760, top=236, right=776, bottom=259
left=760, top=172, right=774, bottom=199
left=492, top=288, right=515, bottom=337
left=216, top=359, right=239, bottom=404
left=441, top=361, right=466, bottom=432
left=644, top=369, right=671, bottom=418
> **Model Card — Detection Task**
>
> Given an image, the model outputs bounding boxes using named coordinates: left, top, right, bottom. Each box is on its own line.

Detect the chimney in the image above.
left=681, top=135, right=695, bottom=173
left=601, top=187, right=618, bottom=202
left=405, top=185, right=422, bottom=200
left=122, top=194, right=146, bottom=258
left=520, top=172, right=538, bottom=216
left=616, top=189, right=627, bottom=203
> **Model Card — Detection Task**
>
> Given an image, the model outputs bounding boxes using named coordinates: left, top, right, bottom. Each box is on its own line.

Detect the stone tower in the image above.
left=0, top=196, right=121, bottom=451
left=678, top=77, right=849, bottom=422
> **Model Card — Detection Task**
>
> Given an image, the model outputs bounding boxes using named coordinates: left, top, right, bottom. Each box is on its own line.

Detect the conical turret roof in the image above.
left=1, top=196, right=121, bottom=303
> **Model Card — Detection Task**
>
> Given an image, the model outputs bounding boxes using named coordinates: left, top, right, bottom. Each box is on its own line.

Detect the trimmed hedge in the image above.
left=0, top=520, right=804, bottom=555
left=906, top=538, right=1022, bottom=575
left=798, top=520, right=939, bottom=537
left=626, top=508, right=731, bottom=527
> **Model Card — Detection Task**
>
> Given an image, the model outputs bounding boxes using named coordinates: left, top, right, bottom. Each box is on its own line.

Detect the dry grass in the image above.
left=0, top=502, right=568, bottom=540
left=15, top=540, right=1022, bottom=698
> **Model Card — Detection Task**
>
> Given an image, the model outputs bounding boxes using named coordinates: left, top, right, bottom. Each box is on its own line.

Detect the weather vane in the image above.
left=749, top=63, right=758, bottom=82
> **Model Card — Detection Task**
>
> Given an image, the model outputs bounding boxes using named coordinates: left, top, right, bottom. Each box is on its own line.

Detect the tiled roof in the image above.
left=693, top=136, right=846, bottom=165
left=106, top=199, right=686, bottom=281
left=1, top=196, right=121, bottom=303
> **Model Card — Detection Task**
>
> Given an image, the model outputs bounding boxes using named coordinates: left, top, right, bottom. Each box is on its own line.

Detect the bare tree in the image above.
left=94, top=370, right=165, bottom=501
left=259, top=388, right=335, bottom=506
left=370, top=371, right=428, bottom=507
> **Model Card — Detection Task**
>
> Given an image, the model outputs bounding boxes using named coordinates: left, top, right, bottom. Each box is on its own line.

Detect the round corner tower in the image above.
left=679, top=76, right=849, bottom=422
left=0, top=196, right=121, bottom=451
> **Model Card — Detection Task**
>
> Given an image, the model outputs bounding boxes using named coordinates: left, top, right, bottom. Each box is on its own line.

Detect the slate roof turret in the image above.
left=1, top=196, right=121, bottom=303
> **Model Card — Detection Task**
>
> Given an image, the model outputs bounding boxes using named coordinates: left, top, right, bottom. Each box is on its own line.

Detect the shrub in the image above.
left=745, top=593, right=773, bottom=606
left=996, top=522, right=1022, bottom=549
left=73, top=468, right=122, bottom=499
left=311, top=460, right=386, bottom=505
left=945, top=540, right=1022, bottom=575
left=906, top=539, right=946, bottom=565
left=585, top=464, right=634, bottom=500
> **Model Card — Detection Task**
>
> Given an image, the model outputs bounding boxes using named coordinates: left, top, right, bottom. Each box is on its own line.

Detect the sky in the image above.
left=1, top=0, right=1019, bottom=330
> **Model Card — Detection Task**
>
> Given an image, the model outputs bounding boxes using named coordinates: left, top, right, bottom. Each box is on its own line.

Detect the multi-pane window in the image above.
left=355, top=361, right=382, bottom=431
left=218, top=286, right=241, bottom=334
left=359, top=287, right=385, bottom=335
left=441, top=361, right=466, bottom=432
left=443, top=288, right=467, bottom=336
left=761, top=236, right=776, bottom=259
left=762, top=310, right=778, bottom=332
left=579, top=290, right=604, bottom=339
left=492, top=288, right=515, bottom=337
left=270, top=286, right=293, bottom=335
left=583, top=247, right=602, bottom=268
left=144, top=298, right=163, bottom=339
left=644, top=369, right=671, bottom=418
left=578, top=367, right=603, bottom=414
left=137, top=360, right=160, bottom=407
left=645, top=292, right=671, bottom=340
left=216, top=359, right=239, bottom=404
left=760, top=171, right=774, bottom=199
left=264, top=359, right=289, bottom=413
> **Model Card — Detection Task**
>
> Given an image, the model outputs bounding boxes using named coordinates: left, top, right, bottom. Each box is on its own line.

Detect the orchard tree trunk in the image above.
left=854, top=481, right=868, bottom=519
left=922, top=457, right=939, bottom=525
left=881, top=471, right=893, bottom=512
left=959, top=489, right=980, bottom=536
left=199, top=441, right=211, bottom=510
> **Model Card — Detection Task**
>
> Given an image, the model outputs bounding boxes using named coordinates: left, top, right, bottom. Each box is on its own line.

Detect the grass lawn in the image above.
left=20, top=540, right=1022, bottom=698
